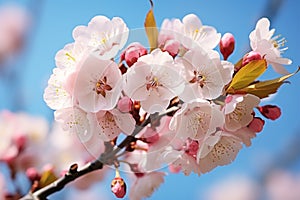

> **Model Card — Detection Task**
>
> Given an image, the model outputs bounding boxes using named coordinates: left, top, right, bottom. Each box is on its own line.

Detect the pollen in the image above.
left=272, top=34, right=288, bottom=52
left=101, top=38, right=107, bottom=44
left=146, top=75, right=162, bottom=91
left=65, top=52, right=76, bottom=62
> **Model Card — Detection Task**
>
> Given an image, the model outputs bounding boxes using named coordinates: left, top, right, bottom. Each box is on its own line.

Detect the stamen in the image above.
left=189, top=70, right=206, bottom=88
left=95, top=76, right=112, bottom=97
left=146, top=75, right=162, bottom=91
left=65, top=52, right=76, bottom=62
left=272, top=34, right=288, bottom=53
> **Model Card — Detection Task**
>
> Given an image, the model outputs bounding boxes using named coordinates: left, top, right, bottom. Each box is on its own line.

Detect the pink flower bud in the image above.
left=163, top=39, right=180, bottom=57
left=219, top=33, right=235, bottom=60
left=242, top=51, right=262, bottom=67
left=121, top=42, right=147, bottom=67
left=258, top=105, right=281, bottom=120
left=248, top=117, right=265, bottom=132
left=117, top=96, right=133, bottom=113
left=111, top=177, right=127, bottom=198
left=26, top=167, right=40, bottom=182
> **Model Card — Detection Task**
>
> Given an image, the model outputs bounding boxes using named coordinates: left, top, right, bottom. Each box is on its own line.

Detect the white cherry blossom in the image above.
left=123, top=49, right=185, bottom=114
left=73, top=15, right=128, bottom=60
left=87, top=109, right=135, bottom=141
left=43, top=67, right=72, bottom=110
left=178, top=46, right=234, bottom=101
left=54, top=106, right=91, bottom=142
left=249, top=17, right=292, bottom=74
left=198, top=131, right=242, bottom=173
left=55, top=42, right=85, bottom=71
left=170, top=100, right=224, bottom=140
left=175, top=14, right=221, bottom=50
left=223, top=94, right=260, bottom=132
left=73, top=53, right=122, bottom=112
left=129, top=172, right=165, bottom=200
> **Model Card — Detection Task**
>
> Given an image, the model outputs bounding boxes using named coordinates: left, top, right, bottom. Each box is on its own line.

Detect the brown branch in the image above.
left=20, top=159, right=103, bottom=200
left=19, top=106, right=180, bottom=200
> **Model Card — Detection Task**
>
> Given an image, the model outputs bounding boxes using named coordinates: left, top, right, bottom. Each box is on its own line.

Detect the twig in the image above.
left=19, top=106, right=180, bottom=200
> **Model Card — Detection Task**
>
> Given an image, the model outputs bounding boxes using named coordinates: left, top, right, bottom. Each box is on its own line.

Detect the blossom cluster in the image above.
left=0, top=110, right=106, bottom=199
left=43, top=12, right=292, bottom=199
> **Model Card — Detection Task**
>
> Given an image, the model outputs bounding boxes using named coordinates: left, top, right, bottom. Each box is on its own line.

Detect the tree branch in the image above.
left=20, top=160, right=103, bottom=200
left=19, top=106, right=180, bottom=200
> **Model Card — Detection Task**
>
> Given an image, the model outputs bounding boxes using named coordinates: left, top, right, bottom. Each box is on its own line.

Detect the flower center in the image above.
left=189, top=70, right=206, bottom=88
left=272, top=34, right=288, bottom=52
left=146, top=75, right=161, bottom=91
left=95, top=76, right=112, bottom=97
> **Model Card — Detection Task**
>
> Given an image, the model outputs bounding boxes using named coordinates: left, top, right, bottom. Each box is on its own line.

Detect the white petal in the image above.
left=110, top=109, right=136, bottom=135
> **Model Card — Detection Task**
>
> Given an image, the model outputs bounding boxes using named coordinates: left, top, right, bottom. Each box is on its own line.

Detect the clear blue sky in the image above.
left=0, top=0, right=300, bottom=199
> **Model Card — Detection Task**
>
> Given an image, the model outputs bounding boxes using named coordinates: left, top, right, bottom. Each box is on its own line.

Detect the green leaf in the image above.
left=144, top=0, right=158, bottom=52
left=237, top=67, right=300, bottom=98
left=39, top=170, right=58, bottom=188
left=227, top=59, right=267, bottom=93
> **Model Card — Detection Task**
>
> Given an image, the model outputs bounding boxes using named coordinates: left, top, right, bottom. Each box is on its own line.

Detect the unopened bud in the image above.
left=111, top=170, right=126, bottom=198
left=26, top=167, right=40, bottom=183
left=219, top=33, right=235, bottom=60
left=258, top=105, right=281, bottom=120
left=242, top=51, right=262, bottom=67
left=117, top=96, right=133, bottom=113
left=248, top=117, right=265, bottom=132
left=121, top=42, right=147, bottom=67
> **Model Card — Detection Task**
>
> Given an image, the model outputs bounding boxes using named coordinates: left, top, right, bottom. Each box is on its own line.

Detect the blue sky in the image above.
left=1, top=0, right=300, bottom=199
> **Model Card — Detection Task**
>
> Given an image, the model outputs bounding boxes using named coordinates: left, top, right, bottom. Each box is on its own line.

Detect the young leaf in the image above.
left=39, top=170, right=58, bottom=188
left=226, top=59, right=267, bottom=93
left=237, top=67, right=300, bottom=98
left=144, top=0, right=158, bottom=51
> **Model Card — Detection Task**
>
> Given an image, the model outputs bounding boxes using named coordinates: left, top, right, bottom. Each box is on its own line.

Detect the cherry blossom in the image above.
left=0, top=111, right=48, bottom=171
left=178, top=46, right=234, bottom=101
left=54, top=42, right=85, bottom=71
left=223, top=94, right=260, bottom=132
left=158, top=19, right=181, bottom=57
left=170, top=100, right=224, bottom=140
left=205, top=175, right=260, bottom=200
left=43, top=67, right=73, bottom=110
left=0, top=4, right=31, bottom=63
left=129, top=172, right=165, bottom=200
left=88, top=109, right=136, bottom=141
left=198, top=131, right=243, bottom=173
left=249, top=17, right=292, bottom=74
left=175, top=14, right=221, bottom=50
left=54, top=106, right=90, bottom=141
left=73, top=15, right=128, bottom=60
left=73, top=53, right=122, bottom=112
left=266, top=170, right=300, bottom=200
left=136, top=116, right=180, bottom=171
left=123, top=49, right=185, bottom=113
